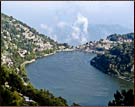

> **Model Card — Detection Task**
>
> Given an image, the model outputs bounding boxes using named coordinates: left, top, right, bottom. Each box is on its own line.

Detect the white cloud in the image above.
left=57, top=21, right=68, bottom=28
left=40, top=24, right=48, bottom=29
left=75, top=13, right=89, bottom=33
left=40, top=24, right=53, bottom=33
left=70, top=13, right=88, bottom=45
left=40, top=13, right=89, bottom=45
left=71, top=32, right=79, bottom=40
left=40, top=24, right=57, bottom=41
left=81, top=36, right=87, bottom=44
left=51, top=34, right=57, bottom=41
left=71, top=26, right=80, bottom=40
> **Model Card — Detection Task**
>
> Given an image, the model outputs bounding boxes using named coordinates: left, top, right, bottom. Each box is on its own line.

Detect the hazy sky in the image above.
left=2, top=1, right=134, bottom=28
left=1, top=1, right=134, bottom=45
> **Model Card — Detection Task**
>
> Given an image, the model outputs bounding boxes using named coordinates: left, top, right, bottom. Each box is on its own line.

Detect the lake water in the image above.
left=26, top=51, right=133, bottom=106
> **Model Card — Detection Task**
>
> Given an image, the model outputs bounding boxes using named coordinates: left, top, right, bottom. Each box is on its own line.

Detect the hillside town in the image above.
left=76, top=33, right=133, bottom=54
left=1, top=14, right=71, bottom=68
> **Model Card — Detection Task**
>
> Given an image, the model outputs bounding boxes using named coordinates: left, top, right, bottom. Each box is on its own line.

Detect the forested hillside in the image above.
left=107, top=33, right=134, bottom=41
left=91, top=33, right=134, bottom=82
left=1, top=13, right=68, bottom=106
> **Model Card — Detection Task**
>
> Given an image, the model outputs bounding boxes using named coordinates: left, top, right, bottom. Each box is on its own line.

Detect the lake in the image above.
left=26, top=51, right=133, bottom=106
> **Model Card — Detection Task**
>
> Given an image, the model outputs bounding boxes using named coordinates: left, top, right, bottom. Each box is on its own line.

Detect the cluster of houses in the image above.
left=76, top=36, right=133, bottom=54
left=1, top=55, right=13, bottom=67
left=1, top=21, right=54, bottom=67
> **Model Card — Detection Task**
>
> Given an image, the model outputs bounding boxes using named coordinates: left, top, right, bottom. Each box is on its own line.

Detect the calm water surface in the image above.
left=26, top=51, right=133, bottom=106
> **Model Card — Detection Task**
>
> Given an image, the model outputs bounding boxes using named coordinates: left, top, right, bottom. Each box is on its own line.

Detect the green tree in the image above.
left=0, top=86, right=24, bottom=106
left=108, top=89, right=134, bottom=106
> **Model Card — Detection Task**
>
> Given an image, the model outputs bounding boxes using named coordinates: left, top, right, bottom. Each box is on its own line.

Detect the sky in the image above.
left=1, top=1, right=134, bottom=45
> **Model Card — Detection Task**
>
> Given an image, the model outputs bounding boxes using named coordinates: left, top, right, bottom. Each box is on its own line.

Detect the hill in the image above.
left=1, top=13, right=69, bottom=106
left=90, top=33, right=134, bottom=82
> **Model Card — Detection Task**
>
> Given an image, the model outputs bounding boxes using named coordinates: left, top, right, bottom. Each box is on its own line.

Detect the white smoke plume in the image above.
left=75, top=13, right=89, bottom=33
left=71, top=13, right=89, bottom=44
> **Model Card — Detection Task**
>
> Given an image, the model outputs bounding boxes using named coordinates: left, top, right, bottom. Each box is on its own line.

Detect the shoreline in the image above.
left=20, top=59, right=36, bottom=68
left=22, top=48, right=92, bottom=68
left=20, top=48, right=75, bottom=71
left=20, top=52, right=56, bottom=69
left=116, top=75, right=134, bottom=83
left=90, top=62, right=134, bottom=83
left=56, top=48, right=75, bottom=52
left=21, top=49, right=133, bottom=84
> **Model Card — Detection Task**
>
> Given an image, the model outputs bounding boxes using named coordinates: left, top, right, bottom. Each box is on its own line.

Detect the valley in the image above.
left=1, top=13, right=134, bottom=106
